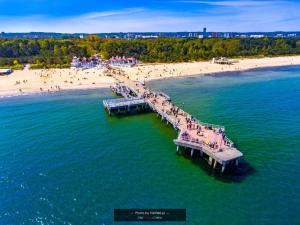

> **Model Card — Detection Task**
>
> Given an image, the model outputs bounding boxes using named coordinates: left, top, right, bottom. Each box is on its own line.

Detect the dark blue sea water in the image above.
left=1, top=66, right=300, bottom=225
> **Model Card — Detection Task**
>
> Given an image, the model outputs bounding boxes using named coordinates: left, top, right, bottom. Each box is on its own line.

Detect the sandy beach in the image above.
left=0, top=67, right=115, bottom=97
left=123, top=56, right=300, bottom=82
left=0, top=56, right=300, bottom=97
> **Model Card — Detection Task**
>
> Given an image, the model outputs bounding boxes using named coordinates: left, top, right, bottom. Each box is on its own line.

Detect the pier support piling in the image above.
left=221, top=164, right=226, bottom=173
left=213, top=160, right=217, bottom=169
left=209, top=157, right=213, bottom=166
left=235, top=159, right=239, bottom=167
left=191, top=149, right=194, bottom=157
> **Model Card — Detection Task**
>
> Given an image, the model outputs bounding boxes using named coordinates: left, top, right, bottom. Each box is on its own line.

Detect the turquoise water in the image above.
left=1, top=66, right=300, bottom=225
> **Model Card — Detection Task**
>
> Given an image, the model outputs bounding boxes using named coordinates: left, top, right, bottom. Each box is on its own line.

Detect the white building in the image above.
left=0, top=69, right=13, bottom=75
left=110, top=56, right=139, bottom=67
left=71, top=56, right=102, bottom=69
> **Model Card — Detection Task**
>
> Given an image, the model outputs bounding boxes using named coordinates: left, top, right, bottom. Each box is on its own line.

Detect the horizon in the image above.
left=1, top=0, right=300, bottom=33
left=2, top=30, right=300, bottom=34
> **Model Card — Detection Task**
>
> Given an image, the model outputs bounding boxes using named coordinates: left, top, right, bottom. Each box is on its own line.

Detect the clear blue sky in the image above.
left=0, top=0, right=299, bottom=32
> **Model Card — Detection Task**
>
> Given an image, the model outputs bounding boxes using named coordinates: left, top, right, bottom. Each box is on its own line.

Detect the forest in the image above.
left=1, top=35, right=300, bottom=69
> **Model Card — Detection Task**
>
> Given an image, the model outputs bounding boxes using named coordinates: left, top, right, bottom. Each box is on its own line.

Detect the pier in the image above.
left=103, top=98, right=148, bottom=115
left=103, top=72, right=243, bottom=173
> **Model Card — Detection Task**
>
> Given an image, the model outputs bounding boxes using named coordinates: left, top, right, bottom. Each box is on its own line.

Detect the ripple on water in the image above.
left=1, top=67, right=300, bottom=225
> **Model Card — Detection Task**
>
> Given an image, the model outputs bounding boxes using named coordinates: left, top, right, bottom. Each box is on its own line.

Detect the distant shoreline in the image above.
left=121, top=56, right=300, bottom=82
left=145, top=63, right=300, bottom=83
left=0, top=55, right=300, bottom=98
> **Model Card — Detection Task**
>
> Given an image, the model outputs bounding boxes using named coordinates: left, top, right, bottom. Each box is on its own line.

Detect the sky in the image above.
left=0, top=0, right=300, bottom=33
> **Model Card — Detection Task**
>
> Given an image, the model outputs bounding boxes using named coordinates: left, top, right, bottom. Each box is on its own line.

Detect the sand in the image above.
left=0, top=67, right=115, bottom=97
left=0, top=56, right=300, bottom=97
left=122, top=56, right=300, bottom=82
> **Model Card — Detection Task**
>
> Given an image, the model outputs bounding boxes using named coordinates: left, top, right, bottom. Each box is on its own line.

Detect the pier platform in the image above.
left=103, top=97, right=148, bottom=115
left=103, top=73, right=243, bottom=172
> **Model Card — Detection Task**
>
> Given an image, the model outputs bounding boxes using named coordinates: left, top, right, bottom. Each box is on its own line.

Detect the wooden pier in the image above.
left=103, top=73, right=243, bottom=173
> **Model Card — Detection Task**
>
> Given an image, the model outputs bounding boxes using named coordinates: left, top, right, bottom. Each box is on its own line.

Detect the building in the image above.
left=203, top=27, right=207, bottom=38
left=71, top=56, right=102, bottom=69
left=212, top=57, right=239, bottom=65
left=109, top=56, right=139, bottom=67
left=224, top=33, right=231, bottom=38
left=71, top=57, right=81, bottom=68
left=211, top=32, right=218, bottom=38
left=250, top=34, right=265, bottom=38
left=0, top=69, right=13, bottom=75
left=141, top=35, right=158, bottom=39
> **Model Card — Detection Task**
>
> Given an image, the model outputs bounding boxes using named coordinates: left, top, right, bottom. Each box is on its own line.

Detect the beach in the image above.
left=0, top=67, right=115, bottom=97
left=0, top=56, right=300, bottom=97
left=123, top=56, right=300, bottom=82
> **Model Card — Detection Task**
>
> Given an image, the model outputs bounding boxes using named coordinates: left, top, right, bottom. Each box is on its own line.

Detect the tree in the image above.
left=0, top=37, right=299, bottom=68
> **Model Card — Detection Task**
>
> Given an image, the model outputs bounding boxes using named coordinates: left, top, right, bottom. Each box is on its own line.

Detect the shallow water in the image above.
left=0, top=66, right=300, bottom=224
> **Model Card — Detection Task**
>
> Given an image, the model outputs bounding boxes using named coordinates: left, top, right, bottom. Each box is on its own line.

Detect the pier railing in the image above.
left=103, top=97, right=146, bottom=109
left=183, top=112, right=225, bottom=130
left=196, top=120, right=225, bottom=131
left=146, top=100, right=179, bottom=129
left=174, top=139, right=225, bottom=163
left=224, top=137, right=234, bottom=147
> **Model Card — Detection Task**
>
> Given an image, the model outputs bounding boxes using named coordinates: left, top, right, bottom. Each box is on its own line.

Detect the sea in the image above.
left=0, top=66, right=300, bottom=225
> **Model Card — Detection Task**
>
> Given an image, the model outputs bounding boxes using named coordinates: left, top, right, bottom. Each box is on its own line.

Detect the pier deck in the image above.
left=103, top=98, right=146, bottom=110
left=103, top=97, right=148, bottom=115
left=104, top=72, right=243, bottom=172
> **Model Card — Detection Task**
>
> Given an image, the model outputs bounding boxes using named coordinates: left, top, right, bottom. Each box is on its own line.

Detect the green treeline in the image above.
left=1, top=36, right=300, bottom=69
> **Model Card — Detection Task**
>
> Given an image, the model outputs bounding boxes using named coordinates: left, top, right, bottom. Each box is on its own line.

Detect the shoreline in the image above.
left=0, top=55, right=300, bottom=98
left=0, top=86, right=112, bottom=100
left=0, top=67, right=115, bottom=98
left=145, top=63, right=300, bottom=83
left=122, top=56, right=300, bottom=82
left=0, top=84, right=114, bottom=99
